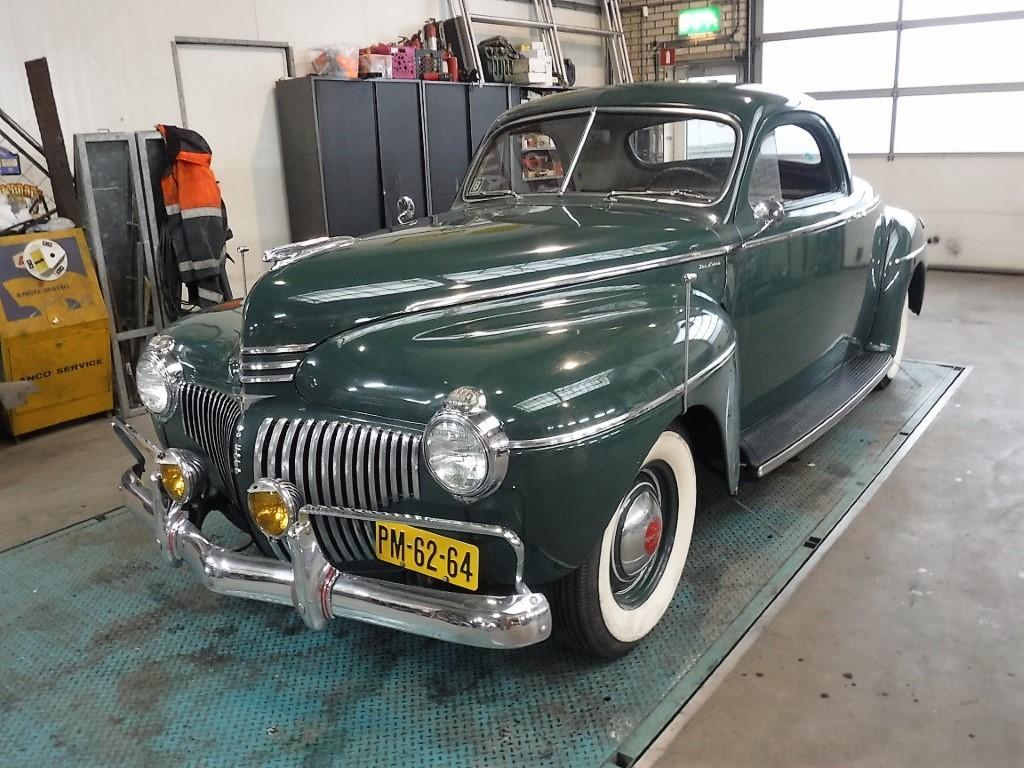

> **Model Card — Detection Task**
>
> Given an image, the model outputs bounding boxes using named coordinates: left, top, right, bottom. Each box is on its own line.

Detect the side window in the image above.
left=747, top=122, right=843, bottom=208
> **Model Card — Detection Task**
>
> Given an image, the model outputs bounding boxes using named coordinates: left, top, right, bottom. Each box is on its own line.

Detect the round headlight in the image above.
left=424, top=387, right=509, bottom=501
left=136, top=334, right=182, bottom=419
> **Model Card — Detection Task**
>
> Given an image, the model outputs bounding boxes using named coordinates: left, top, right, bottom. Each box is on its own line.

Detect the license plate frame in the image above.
left=374, top=521, right=479, bottom=591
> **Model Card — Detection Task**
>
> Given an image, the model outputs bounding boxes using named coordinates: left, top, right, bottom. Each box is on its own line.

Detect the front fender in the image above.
left=294, top=265, right=736, bottom=582
left=868, top=206, right=926, bottom=352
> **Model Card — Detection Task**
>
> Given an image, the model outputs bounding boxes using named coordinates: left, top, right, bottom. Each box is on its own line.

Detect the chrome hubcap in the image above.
left=611, top=465, right=672, bottom=608
left=615, top=481, right=662, bottom=578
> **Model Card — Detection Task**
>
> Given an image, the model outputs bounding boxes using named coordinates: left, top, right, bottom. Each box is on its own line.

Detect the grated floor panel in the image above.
left=0, top=361, right=962, bottom=767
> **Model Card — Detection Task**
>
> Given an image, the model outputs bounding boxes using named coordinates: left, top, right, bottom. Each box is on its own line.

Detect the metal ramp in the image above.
left=1, top=361, right=964, bottom=767
left=453, top=0, right=633, bottom=86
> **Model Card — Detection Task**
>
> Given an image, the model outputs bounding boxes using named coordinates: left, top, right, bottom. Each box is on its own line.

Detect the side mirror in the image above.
left=752, top=197, right=785, bottom=234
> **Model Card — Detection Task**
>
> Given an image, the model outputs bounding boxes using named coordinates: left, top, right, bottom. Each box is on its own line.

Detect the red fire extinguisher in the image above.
left=423, top=18, right=439, bottom=51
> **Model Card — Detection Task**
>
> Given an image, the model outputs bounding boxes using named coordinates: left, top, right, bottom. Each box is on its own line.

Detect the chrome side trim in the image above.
left=240, top=344, right=315, bottom=384
left=240, top=373, right=295, bottom=384
left=508, top=341, right=737, bottom=451
left=755, top=354, right=893, bottom=477
left=242, top=343, right=316, bottom=355
left=740, top=196, right=881, bottom=249
left=243, top=359, right=303, bottom=370
left=405, top=244, right=733, bottom=314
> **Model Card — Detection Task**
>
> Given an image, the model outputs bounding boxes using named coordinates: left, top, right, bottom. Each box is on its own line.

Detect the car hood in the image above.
left=242, top=200, right=725, bottom=350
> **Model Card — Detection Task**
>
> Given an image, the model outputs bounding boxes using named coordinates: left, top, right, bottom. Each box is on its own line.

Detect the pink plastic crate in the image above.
left=392, top=47, right=417, bottom=79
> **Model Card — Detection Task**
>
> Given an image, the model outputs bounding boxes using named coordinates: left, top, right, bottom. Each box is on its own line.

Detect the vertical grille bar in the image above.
left=180, top=383, right=241, bottom=502
left=243, top=415, right=422, bottom=569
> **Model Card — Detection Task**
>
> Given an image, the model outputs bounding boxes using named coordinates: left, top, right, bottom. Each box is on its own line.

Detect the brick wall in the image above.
left=620, top=0, right=748, bottom=82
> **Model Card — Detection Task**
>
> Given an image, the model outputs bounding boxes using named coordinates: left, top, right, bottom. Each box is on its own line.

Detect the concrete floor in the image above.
left=0, top=271, right=1020, bottom=766
left=651, top=271, right=1024, bottom=767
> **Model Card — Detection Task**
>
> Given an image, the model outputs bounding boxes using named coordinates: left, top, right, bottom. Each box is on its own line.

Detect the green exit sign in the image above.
left=678, top=5, right=722, bottom=36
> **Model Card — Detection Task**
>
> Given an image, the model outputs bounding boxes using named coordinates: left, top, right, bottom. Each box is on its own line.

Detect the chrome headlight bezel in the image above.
left=136, top=334, right=183, bottom=421
left=423, top=387, right=509, bottom=502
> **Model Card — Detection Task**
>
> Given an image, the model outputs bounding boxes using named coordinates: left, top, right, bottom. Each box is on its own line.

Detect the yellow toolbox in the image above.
left=0, top=228, right=113, bottom=436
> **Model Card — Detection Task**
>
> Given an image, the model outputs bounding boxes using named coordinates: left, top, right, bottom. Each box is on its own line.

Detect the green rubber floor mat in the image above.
left=0, top=361, right=963, bottom=767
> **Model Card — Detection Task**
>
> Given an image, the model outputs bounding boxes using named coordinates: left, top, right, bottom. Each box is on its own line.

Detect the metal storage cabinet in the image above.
left=275, top=77, right=519, bottom=241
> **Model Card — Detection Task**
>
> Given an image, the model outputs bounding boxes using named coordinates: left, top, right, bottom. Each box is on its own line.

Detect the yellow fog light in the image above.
left=156, top=449, right=204, bottom=503
left=247, top=478, right=301, bottom=539
left=159, top=464, right=188, bottom=501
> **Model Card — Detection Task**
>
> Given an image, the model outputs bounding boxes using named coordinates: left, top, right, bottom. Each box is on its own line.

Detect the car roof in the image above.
left=497, top=81, right=817, bottom=131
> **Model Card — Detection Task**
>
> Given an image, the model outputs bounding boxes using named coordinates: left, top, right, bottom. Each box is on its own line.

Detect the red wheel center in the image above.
left=643, top=519, right=662, bottom=555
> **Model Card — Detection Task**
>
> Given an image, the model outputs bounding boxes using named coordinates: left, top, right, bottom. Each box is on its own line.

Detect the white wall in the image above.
left=1, top=0, right=608, bottom=293
left=852, top=155, right=1024, bottom=274
left=0, top=0, right=606, bottom=148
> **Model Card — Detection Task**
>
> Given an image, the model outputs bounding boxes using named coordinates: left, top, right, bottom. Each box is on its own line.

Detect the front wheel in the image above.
left=552, top=428, right=697, bottom=658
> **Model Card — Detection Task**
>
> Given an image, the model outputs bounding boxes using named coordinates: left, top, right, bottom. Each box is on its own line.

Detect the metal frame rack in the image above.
left=453, top=0, right=633, bottom=86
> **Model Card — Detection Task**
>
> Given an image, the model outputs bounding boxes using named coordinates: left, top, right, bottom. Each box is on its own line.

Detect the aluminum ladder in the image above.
left=453, top=0, right=633, bottom=86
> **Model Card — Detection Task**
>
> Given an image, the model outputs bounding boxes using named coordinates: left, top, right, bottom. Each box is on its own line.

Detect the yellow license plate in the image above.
left=375, top=522, right=479, bottom=591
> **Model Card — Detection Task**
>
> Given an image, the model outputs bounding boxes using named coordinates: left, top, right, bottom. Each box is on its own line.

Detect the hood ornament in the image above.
left=263, top=236, right=355, bottom=271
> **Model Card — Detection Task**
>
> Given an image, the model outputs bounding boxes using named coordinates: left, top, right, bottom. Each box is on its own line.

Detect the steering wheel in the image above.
left=650, top=165, right=719, bottom=188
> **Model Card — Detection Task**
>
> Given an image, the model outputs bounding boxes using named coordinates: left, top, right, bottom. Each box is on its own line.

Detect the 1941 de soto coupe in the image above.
left=114, top=83, right=926, bottom=658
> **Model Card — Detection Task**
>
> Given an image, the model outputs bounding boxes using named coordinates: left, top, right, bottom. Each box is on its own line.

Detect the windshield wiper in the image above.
left=605, top=189, right=714, bottom=203
left=466, top=189, right=521, bottom=200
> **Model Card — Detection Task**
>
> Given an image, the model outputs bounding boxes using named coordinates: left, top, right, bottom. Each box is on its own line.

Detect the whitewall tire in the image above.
left=878, top=297, right=909, bottom=389
left=552, top=428, right=697, bottom=658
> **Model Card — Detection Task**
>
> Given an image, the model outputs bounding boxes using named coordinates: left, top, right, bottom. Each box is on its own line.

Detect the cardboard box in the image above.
left=512, top=57, right=552, bottom=74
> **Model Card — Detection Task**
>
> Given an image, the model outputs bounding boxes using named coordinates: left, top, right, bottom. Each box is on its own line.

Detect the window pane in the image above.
left=576, top=115, right=737, bottom=198
left=749, top=126, right=840, bottom=203
left=900, top=21, right=1024, bottom=87
left=774, top=124, right=822, bottom=163
left=763, top=0, right=898, bottom=33
left=816, top=98, right=894, bottom=154
left=894, top=92, right=1024, bottom=153
left=748, top=134, right=783, bottom=204
left=762, top=33, right=897, bottom=92
left=904, top=0, right=1024, bottom=20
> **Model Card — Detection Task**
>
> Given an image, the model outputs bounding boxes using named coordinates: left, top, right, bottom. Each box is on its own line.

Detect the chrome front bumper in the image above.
left=113, top=419, right=551, bottom=649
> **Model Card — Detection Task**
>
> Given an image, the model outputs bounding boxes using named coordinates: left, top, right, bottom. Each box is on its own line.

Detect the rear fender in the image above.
left=867, top=206, right=926, bottom=353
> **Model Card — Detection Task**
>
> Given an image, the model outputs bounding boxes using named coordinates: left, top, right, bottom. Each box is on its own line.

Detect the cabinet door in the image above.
left=315, top=79, right=383, bottom=236
left=468, top=85, right=510, bottom=155
left=374, top=82, right=427, bottom=228
left=424, top=83, right=470, bottom=214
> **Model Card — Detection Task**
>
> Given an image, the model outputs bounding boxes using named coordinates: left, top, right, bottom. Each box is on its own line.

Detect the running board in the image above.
left=741, top=352, right=893, bottom=478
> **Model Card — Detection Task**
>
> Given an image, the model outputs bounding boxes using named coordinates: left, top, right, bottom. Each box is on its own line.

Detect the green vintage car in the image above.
left=114, top=83, right=926, bottom=658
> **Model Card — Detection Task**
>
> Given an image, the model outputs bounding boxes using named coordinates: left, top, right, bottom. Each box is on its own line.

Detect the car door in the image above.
left=732, top=114, right=872, bottom=428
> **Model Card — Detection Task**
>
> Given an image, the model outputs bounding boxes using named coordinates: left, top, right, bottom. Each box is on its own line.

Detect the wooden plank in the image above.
left=24, top=57, right=79, bottom=222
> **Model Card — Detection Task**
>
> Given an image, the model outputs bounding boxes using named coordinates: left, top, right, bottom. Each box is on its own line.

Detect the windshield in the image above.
left=465, top=111, right=738, bottom=203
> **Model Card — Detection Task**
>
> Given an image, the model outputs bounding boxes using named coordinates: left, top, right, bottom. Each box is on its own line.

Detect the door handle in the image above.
left=396, top=196, right=416, bottom=225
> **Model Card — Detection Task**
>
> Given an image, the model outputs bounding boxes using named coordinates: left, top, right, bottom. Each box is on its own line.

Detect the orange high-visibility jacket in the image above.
left=157, top=124, right=230, bottom=305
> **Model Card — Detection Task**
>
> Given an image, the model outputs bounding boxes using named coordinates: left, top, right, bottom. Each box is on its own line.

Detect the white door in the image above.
left=177, top=43, right=290, bottom=296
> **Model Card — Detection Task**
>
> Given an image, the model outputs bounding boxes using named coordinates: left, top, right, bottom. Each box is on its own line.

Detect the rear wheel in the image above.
left=552, top=428, right=697, bottom=658
left=877, top=296, right=909, bottom=390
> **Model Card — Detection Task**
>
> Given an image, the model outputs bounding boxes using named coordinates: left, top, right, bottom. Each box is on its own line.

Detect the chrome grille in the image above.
left=240, top=344, right=314, bottom=384
left=181, top=383, right=242, bottom=498
left=253, top=416, right=421, bottom=564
